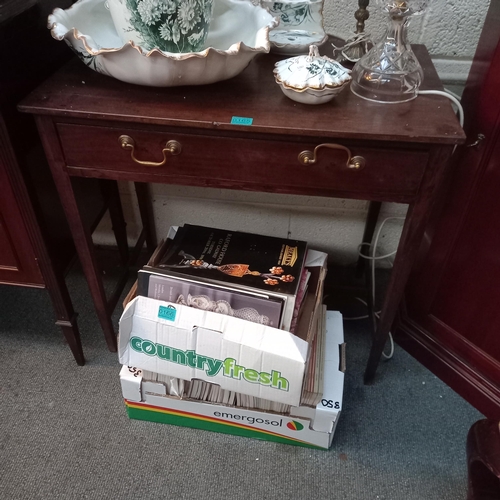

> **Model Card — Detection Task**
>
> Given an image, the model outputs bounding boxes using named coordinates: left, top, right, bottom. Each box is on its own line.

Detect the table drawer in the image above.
left=58, top=123, right=428, bottom=201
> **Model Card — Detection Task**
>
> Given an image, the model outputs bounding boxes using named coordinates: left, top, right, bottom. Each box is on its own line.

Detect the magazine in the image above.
left=147, top=224, right=308, bottom=331
left=157, top=224, right=307, bottom=297
left=137, top=269, right=283, bottom=328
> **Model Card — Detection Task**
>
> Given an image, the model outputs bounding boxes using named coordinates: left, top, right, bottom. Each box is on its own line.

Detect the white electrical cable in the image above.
left=374, top=217, right=405, bottom=359
left=344, top=217, right=405, bottom=359
left=417, top=89, right=465, bottom=127
left=370, top=217, right=405, bottom=306
left=358, top=242, right=397, bottom=260
left=443, top=87, right=462, bottom=101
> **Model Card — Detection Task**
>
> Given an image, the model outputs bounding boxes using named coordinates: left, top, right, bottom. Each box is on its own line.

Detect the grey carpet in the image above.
left=0, top=267, right=483, bottom=500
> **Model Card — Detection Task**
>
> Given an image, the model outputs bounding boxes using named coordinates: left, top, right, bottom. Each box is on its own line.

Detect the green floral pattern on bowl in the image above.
left=113, top=0, right=213, bottom=52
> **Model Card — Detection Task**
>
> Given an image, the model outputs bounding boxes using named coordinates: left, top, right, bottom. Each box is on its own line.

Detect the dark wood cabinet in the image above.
left=0, top=0, right=86, bottom=363
left=0, top=0, right=129, bottom=364
left=395, top=0, right=500, bottom=418
left=0, top=126, right=44, bottom=286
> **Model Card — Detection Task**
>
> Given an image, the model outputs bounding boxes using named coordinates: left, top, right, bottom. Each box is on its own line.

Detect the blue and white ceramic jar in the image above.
left=260, top=0, right=327, bottom=54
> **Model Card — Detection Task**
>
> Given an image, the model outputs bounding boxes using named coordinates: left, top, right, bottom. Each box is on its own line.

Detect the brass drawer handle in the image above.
left=298, top=143, right=365, bottom=170
left=119, top=135, right=181, bottom=167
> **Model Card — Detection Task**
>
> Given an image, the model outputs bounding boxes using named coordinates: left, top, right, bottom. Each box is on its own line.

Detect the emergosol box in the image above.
left=119, top=311, right=345, bottom=450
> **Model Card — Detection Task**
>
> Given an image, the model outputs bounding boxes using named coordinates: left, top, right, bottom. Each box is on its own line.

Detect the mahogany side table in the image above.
left=18, top=45, right=465, bottom=383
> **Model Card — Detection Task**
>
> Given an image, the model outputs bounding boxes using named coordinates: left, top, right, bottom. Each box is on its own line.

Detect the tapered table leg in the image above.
left=100, top=179, right=129, bottom=265
left=364, top=146, right=454, bottom=383
left=134, top=182, right=157, bottom=252
left=356, top=201, right=382, bottom=278
left=35, top=116, right=117, bottom=352
left=38, top=236, right=85, bottom=365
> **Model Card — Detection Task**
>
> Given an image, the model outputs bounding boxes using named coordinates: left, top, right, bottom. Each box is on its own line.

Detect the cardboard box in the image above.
left=120, top=311, right=345, bottom=450
left=118, top=250, right=327, bottom=407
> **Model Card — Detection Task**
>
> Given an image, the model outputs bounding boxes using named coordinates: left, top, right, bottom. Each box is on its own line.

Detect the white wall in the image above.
left=324, top=0, right=490, bottom=83
left=94, top=0, right=490, bottom=266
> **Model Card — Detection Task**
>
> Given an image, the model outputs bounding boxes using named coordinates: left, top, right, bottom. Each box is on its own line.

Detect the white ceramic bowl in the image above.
left=274, top=45, right=352, bottom=104
left=48, top=0, right=278, bottom=87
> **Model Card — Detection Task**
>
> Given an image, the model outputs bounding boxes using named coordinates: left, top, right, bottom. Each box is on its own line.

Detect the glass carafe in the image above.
left=350, top=0, right=427, bottom=103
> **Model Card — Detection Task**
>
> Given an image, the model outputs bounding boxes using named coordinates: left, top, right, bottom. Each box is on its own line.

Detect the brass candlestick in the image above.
left=334, top=0, right=372, bottom=63
left=355, top=0, right=370, bottom=36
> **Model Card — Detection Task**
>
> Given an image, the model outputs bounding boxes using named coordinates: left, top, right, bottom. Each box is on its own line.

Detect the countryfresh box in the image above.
left=119, top=311, right=345, bottom=450
left=118, top=250, right=327, bottom=407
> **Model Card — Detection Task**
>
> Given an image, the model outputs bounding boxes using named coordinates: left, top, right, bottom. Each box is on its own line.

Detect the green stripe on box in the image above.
left=125, top=402, right=323, bottom=449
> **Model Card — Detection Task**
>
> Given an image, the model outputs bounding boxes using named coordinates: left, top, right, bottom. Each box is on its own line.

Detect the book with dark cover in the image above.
left=137, top=269, right=283, bottom=328
left=156, top=224, right=308, bottom=297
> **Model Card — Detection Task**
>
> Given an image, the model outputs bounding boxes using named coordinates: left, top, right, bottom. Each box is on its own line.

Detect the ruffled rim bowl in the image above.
left=48, top=0, right=279, bottom=61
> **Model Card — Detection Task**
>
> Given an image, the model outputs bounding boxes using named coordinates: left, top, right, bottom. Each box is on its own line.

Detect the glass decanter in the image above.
left=350, top=0, right=428, bottom=103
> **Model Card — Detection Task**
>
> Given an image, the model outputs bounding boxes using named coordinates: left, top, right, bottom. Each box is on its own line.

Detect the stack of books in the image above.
left=137, top=223, right=308, bottom=332
left=125, top=223, right=328, bottom=413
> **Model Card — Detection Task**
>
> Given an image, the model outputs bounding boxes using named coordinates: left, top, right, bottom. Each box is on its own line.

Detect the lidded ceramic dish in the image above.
left=274, top=45, right=352, bottom=104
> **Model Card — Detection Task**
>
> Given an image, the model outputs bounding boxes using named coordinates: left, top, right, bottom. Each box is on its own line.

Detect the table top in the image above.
left=19, top=43, right=466, bottom=146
